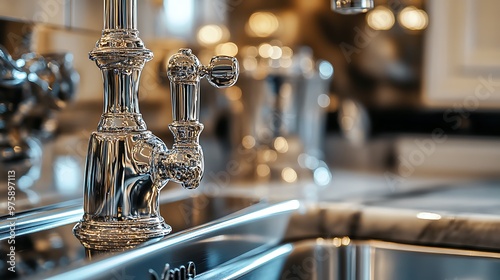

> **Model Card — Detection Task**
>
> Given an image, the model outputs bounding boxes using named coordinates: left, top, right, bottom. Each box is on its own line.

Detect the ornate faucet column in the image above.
left=74, top=0, right=238, bottom=251
left=73, top=0, right=170, bottom=251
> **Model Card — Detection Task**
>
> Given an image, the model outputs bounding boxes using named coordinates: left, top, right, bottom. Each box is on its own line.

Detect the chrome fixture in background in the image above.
left=232, top=46, right=333, bottom=186
left=0, top=45, right=79, bottom=189
left=73, top=0, right=238, bottom=251
left=332, top=0, right=374, bottom=14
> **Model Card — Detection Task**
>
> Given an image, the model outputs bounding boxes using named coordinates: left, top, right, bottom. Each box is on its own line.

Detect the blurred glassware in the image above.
left=338, top=98, right=371, bottom=146
left=230, top=45, right=333, bottom=186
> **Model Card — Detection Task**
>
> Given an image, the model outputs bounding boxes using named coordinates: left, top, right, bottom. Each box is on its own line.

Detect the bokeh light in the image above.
left=197, top=24, right=223, bottom=45
left=282, top=167, right=298, bottom=183
left=248, top=12, right=279, bottom=37
left=399, top=6, right=428, bottom=31
left=367, top=6, right=395, bottom=30
left=216, top=42, right=238, bottom=56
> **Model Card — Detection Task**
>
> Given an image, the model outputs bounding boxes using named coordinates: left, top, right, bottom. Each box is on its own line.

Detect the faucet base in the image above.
left=73, top=216, right=171, bottom=251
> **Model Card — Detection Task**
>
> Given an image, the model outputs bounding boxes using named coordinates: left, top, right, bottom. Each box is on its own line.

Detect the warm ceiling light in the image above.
left=243, top=57, right=258, bottom=71
left=366, top=6, right=395, bottom=30
left=273, top=136, right=289, bottom=153
left=281, top=167, right=298, bottom=183
left=226, top=86, right=242, bottom=101
left=256, top=164, right=270, bottom=177
left=281, top=46, right=293, bottom=59
left=258, top=43, right=273, bottom=58
left=242, top=45, right=259, bottom=57
left=242, top=135, right=256, bottom=149
left=398, top=6, right=428, bottom=31
left=197, top=24, right=223, bottom=45
left=247, top=12, right=279, bottom=37
left=215, top=42, right=238, bottom=56
left=270, top=46, right=283, bottom=60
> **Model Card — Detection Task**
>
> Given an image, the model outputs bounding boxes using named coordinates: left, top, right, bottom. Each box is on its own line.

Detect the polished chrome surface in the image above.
left=73, top=0, right=164, bottom=250
left=73, top=0, right=239, bottom=251
left=332, top=0, right=374, bottom=14
left=167, top=49, right=238, bottom=122
left=206, top=55, right=239, bottom=89
left=164, top=49, right=238, bottom=189
left=104, top=0, right=136, bottom=30
left=0, top=199, right=82, bottom=240
left=28, top=199, right=294, bottom=280
left=34, top=197, right=500, bottom=280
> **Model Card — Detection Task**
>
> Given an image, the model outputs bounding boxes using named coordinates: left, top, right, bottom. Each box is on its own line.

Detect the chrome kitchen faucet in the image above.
left=73, top=0, right=238, bottom=251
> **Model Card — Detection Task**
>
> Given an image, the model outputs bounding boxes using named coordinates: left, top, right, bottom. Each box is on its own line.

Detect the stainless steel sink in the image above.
left=0, top=194, right=261, bottom=279
left=32, top=200, right=300, bottom=280
left=198, top=238, right=500, bottom=279
left=12, top=198, right=500, bottom=280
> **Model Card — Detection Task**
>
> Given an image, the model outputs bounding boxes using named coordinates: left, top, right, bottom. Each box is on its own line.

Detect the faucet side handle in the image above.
left=167, top=48, right=239, bottom=87
left=204, top=56, right=239, bottom=88
left=161, top=49, right=238, bottom=189
left=167, top=48, right=202, bottom=84
left=166, top=49, right=239, bottom=122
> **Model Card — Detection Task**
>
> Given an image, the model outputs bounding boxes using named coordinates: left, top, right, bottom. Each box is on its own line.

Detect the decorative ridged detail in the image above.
left=90, top=30, right=152, bottom=70
left=169, top=122, right=203, bottom=143
left=73, top=217, right=171, bottom=251
left=98, top=113, right=147, bottom=131
left=167, top=49, right=202, bottom=84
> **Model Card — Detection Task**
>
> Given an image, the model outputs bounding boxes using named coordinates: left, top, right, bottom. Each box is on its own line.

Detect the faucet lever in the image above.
left=162, top=49, right=239, bottom=190
left=205, top=55, right=239, bottom=88
left=167, top=49, right=239, bottom=122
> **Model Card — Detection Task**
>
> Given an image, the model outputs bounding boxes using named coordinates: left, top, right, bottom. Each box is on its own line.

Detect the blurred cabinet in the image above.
left=0, top=0, right=70, bottom=26
left=424, top=0, right=500, bottom=108
left=0, top=0, right=102, bottom=31
left=70, top=0, right=102, bottom=31
left=0, top=0, right=166, bottom=35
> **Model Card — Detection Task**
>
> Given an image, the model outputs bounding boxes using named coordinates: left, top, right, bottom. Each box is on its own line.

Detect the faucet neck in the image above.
left=101, top=68, right=141, bottom=115
left=90, top=0, right=152, bottom=131
left=104, top=0, right=137, bottom=30
left=97, top=67, right=147, bottom=131
left=170, top=83, right=200, bottom=122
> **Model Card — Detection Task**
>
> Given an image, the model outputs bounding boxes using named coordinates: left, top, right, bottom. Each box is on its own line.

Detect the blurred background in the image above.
left=1, top=0, right=500, bottom=211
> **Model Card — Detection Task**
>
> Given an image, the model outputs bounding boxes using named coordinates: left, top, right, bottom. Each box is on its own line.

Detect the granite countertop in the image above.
left=221, top=169, right=500, bottom=251
left=311, top=181, right=500, bottom=251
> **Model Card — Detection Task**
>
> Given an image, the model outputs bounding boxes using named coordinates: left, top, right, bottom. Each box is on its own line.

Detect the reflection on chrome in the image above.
left=73, top=0, right=238, bottom=251
left=199, top=244, right=293, bottom=279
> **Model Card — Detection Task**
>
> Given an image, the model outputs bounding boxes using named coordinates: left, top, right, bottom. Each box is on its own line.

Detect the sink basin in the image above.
left=23, top=200, right=299, bottom=280
left=0, top=193, right=261, bottom=279
left=12, top=198, right=500, bottom=280
left=198, top=238, right=500, bottom=279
